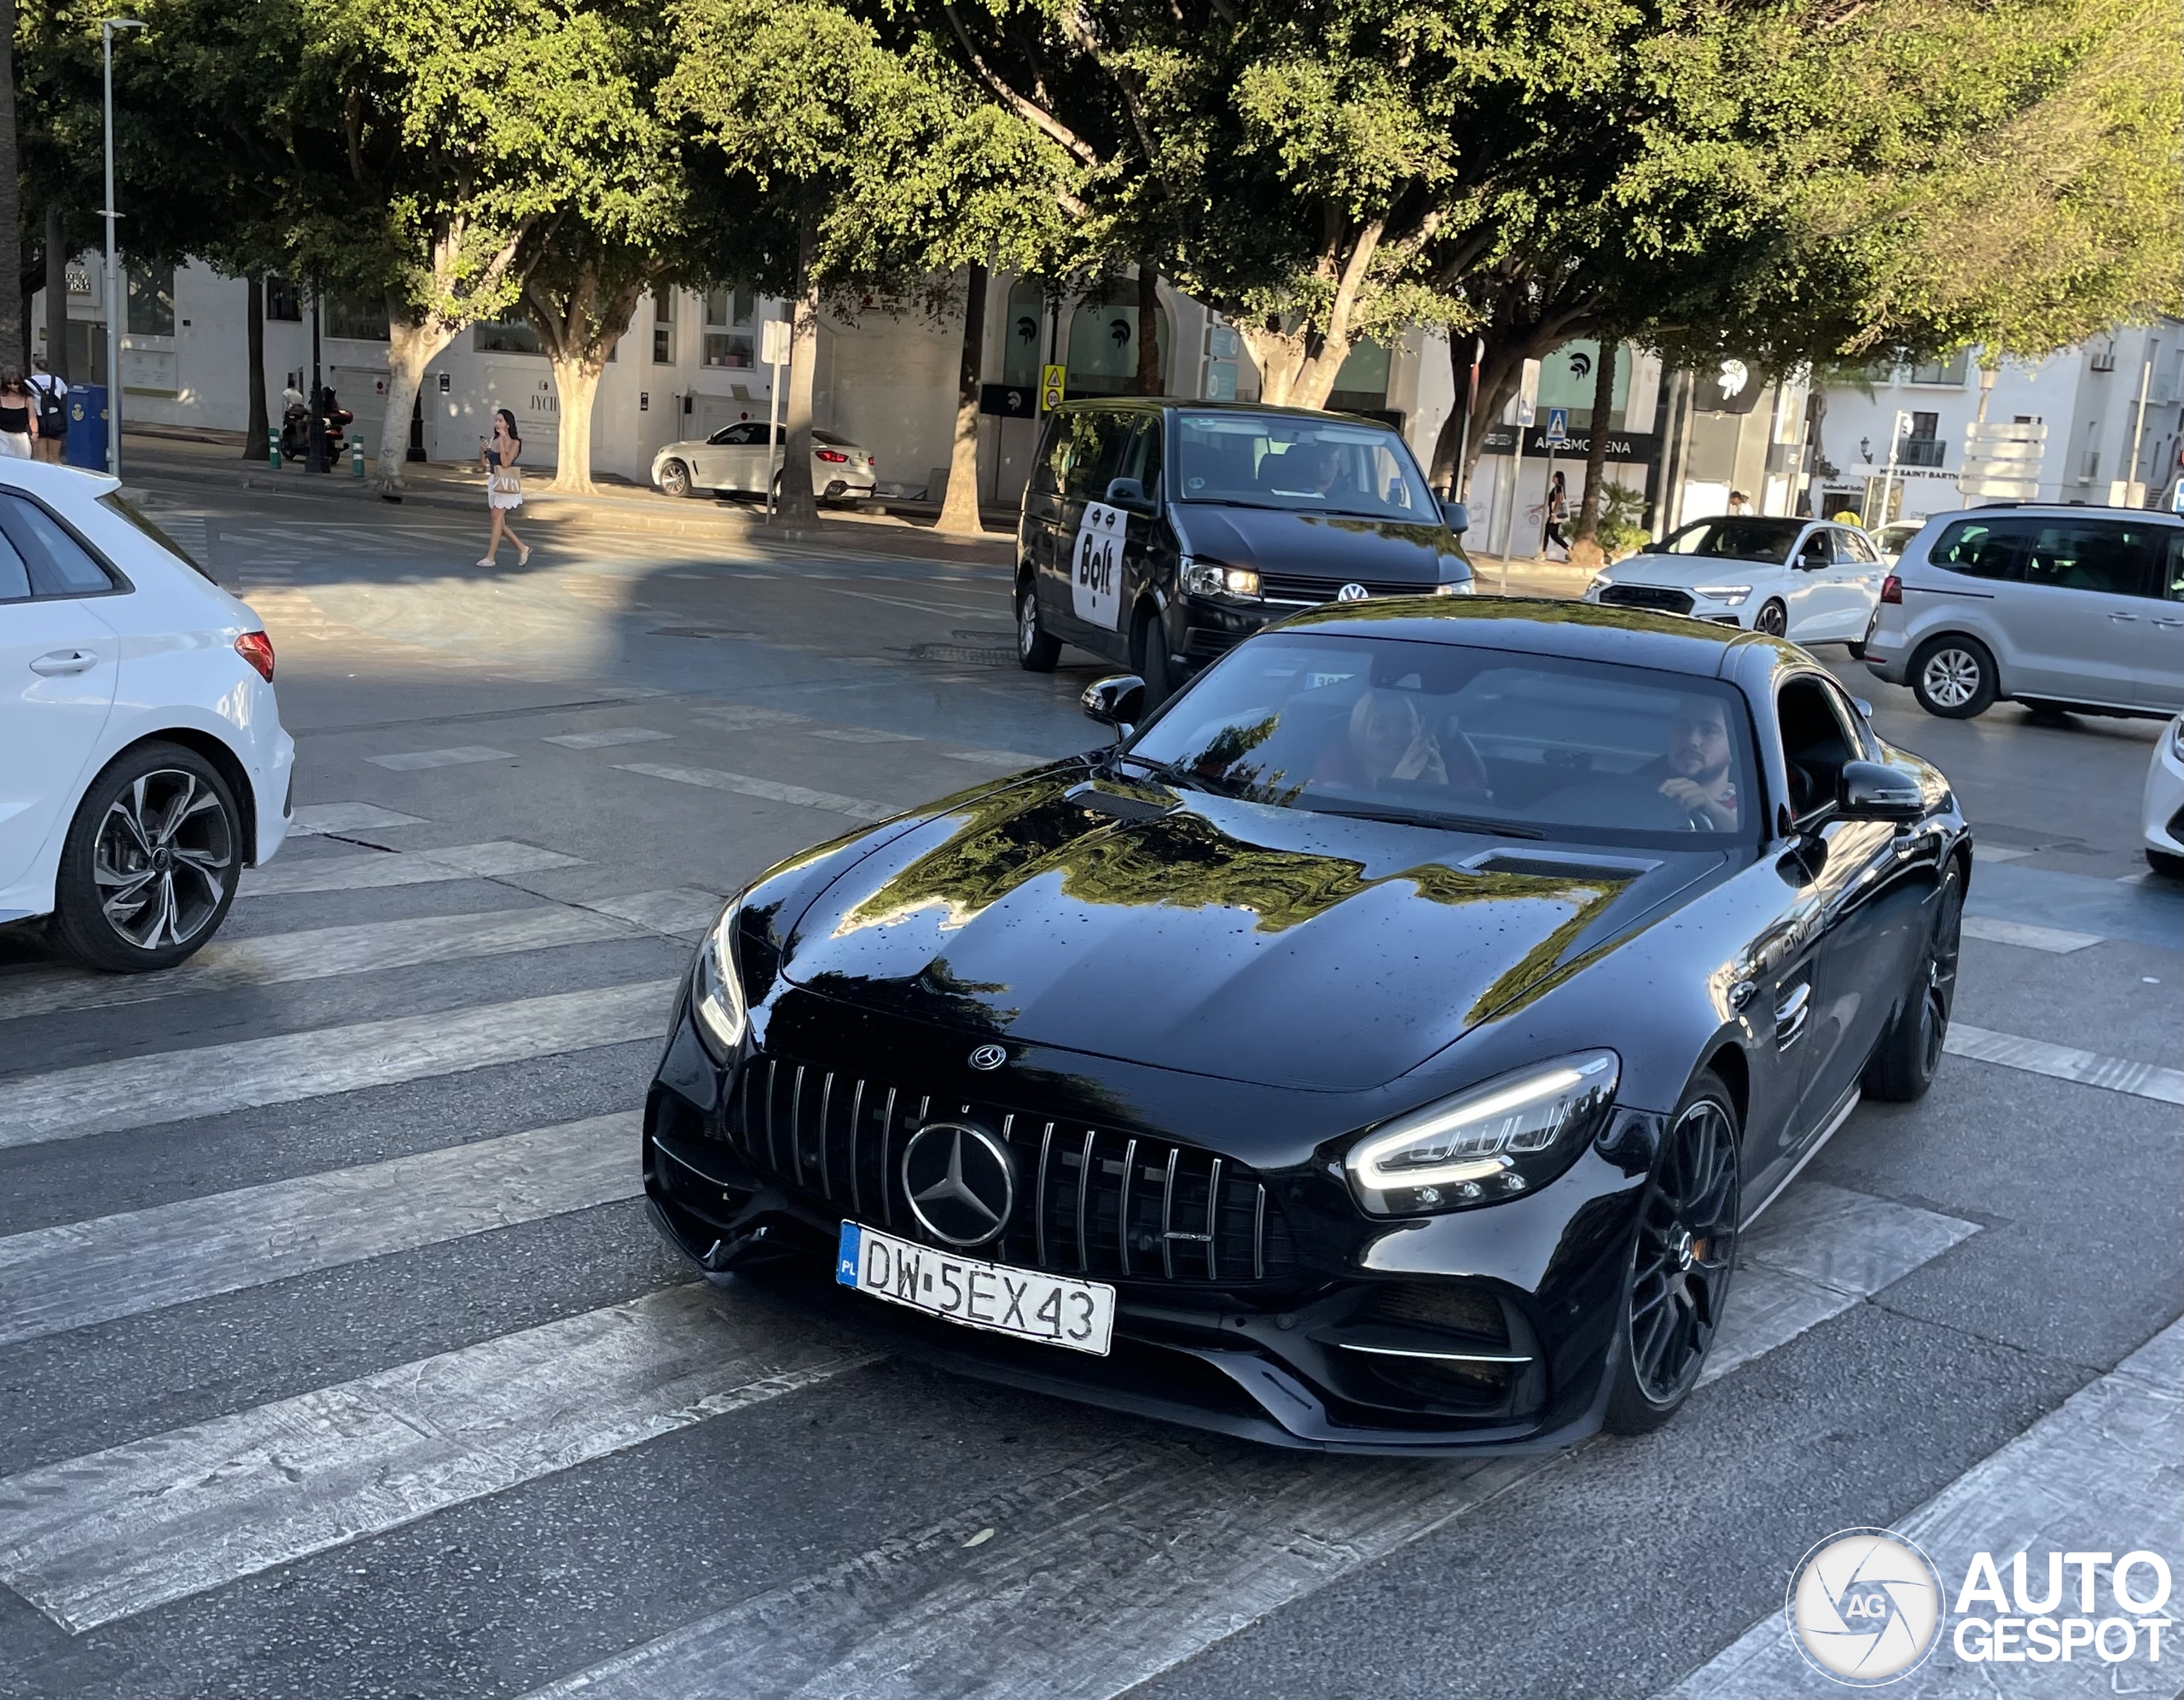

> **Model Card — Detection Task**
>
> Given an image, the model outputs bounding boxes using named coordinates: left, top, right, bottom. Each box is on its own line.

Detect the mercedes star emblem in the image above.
left=1336, top=582, right=1369, bottom=601
left=900, top=1122, right=1015, bottom=1247
left=967, top=1043, right=1007, bottom=1070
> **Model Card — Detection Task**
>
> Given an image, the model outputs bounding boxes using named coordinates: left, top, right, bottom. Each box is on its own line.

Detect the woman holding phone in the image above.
left=477, top=409, right=530, bottom=566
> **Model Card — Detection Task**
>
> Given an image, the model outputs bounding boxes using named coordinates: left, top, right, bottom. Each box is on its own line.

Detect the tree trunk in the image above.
left=548, top=351, right=607, bottom=493
left=0, top=0, right=23, bottom=366
left=243, top=275, right=268, bottom=458
left=1572, top=340, right=1618, bottom=542
left=1133, top=265, right=1161, bottom=396
left=936, top=262, right=987, bottom=533
left=44, top=206, right=68, bottom=380
left=377, top=311, right=457, bottom=492
left=1237, top=317, right=1307, bottom=407
left=776, top=212, right=822, bottom=523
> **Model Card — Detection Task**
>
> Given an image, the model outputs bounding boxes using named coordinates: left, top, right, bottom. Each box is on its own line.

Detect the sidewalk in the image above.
left=113, top=427, right=1020, bottom=567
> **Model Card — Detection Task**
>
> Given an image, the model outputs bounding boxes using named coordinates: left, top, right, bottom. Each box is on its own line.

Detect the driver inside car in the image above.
left=1646, top=696, right=1741, bottom=831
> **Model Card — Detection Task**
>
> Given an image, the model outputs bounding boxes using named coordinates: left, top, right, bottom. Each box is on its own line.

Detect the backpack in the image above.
left=32, top=379, right=66, bottom=435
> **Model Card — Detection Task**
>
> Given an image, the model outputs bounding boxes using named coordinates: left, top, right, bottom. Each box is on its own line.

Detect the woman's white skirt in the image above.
left=0, top=432, right=32, bottom=460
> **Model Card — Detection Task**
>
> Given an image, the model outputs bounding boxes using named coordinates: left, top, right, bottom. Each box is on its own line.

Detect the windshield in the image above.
left=1172, top=413, right=1439, bottom=523
left=97, top=492, right=213, bottom=581
left=1126, top=633, right=1756, bottom=844
left=1648, top=518, right=1804, bottom=566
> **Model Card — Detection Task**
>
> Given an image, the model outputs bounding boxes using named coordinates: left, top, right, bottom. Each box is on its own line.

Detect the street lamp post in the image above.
left=100, top=16, right=145, bottom=479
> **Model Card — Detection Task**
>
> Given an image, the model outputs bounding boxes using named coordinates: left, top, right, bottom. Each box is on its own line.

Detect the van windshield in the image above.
left=1172, top=414, right=1439, bottom=523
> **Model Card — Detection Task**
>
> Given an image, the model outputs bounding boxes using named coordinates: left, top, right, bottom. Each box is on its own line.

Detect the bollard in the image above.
left=351, top=438, right=365, bottom=479
left=269, top=426, right=281, bottom=469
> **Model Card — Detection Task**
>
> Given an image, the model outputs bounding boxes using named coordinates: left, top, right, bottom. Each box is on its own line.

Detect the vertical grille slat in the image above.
left=730, top=1051, right=1296, bottom=1285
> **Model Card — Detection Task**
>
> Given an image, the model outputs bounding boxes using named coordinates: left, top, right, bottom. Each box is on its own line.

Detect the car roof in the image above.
left=1050, top=397, right=1397, bottom=429
left=0, top=459, right=120, bottom=502
left=1268, top=595, right=1769, bottom=680
left=1914, top=504, right=2181, bottom=526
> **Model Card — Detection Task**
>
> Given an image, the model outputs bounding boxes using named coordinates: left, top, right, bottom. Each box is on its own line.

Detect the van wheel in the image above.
left=659, top=460, right=693, bottom=499
left=1910, top=635, right=1996, bottom=718
left=54, top=741, right=243, bottom=972
left=1017, top=577, right=1060, bottom=672
left=1133, top=607, right=1177, bottom=708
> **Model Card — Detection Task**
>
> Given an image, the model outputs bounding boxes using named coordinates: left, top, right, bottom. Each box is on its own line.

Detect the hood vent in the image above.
left=1461, top=849, right=1658, bottom=881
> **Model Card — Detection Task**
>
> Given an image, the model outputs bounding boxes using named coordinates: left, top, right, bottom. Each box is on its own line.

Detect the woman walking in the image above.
left=1541, top=470, right=1571, bottom=560
left=0, top=370, right=40, bottom=461
left=477, top=409, right=531, bottom=566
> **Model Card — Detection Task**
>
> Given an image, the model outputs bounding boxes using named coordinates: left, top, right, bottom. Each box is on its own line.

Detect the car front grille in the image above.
left=1599, top=584, right=1696, bottom=615
left=1258, top=573, right=1439, bottom=604
left=723, top=1055, right=1299, bottom=1284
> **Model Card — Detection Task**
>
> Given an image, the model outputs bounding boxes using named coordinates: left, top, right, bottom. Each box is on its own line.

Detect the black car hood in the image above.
left=1171, top=504, right=1461, bottom=584
left=776, top=773, right=1715, bottom=1092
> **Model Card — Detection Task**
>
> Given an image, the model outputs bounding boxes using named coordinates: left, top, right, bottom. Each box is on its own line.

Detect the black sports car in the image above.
left=642, top=600, right=1967, bottom=1453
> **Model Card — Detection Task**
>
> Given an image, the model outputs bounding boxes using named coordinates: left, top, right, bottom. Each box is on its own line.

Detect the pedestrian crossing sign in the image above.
left=1543, top=407, right=1571, bottom=446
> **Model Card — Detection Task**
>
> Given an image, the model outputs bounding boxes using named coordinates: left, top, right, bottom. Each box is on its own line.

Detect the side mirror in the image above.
left=1439, top=499, right=1471, bottom=535
left=1104, top=477, right=1155, bottom=515
left=1850, top=696, right=1875, bottom=721
left=1081, top=674, right=1146, bottom=734
left=1836, top=760, right=1924, bottom=823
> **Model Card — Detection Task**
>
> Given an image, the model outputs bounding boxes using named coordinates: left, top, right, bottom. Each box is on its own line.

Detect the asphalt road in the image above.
left=1, top=475, right=2177, bottom=1700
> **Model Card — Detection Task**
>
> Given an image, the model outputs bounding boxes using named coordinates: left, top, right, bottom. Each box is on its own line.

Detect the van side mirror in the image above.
left=1836, top=760, right=1924, bottom=823
left=1081, top=674, right=1146, bottom=734
left=1105, top=477, right=1156, bottom=515
left=1439, top=499, right=1470, bottom=534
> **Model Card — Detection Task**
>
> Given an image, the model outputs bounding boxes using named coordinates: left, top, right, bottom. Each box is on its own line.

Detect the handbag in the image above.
left=490, top=466, right=523, bottom=497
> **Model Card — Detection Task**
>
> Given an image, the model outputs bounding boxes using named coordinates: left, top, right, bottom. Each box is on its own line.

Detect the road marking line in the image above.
left=690, top=705, right=809, bottom=730
left=289, top=803, right=426, bottom=836
left=0, top=978, right=677, bottom=1150
left=0, top=1287, right=876, bottom=1633
left=615, top=762, right=896, bottom=822
left=1660, top=1320, right=2183, bottom=1699
left=0, top=1114, right=642, bottom=1348
left=241, top=840, right=583, bottom=898
left=1971, top=843, right=2033, bottom=863
left=531, top=1183, right=1975, bottom=1700
left=0, top=906, right=637, bottom=1022
left=1704, top=1183, right=1979, bottom=1384
left=584, top=888, right=723, bottom=940
left=1960, top=914, right=2103, bottom=953
left=1945, top=1022, right=2184, bottom=1105
left=805, top=726, right=921, bottom=744
left=542, top=728, right=675, bottom=749
left=366, top=746, right=518, bottom=771
left=944, top=749, right=1040, bottom=769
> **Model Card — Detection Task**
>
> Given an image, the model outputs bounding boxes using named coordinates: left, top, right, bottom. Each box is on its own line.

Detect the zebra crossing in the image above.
left=1, top=786, right=2174, bottom=1697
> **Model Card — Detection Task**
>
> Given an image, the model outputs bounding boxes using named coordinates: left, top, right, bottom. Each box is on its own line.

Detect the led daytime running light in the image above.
left=693, top=900, right=749, bottom=1054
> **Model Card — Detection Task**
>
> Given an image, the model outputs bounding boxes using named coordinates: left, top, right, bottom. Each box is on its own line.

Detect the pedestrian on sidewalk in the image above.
left=0, top=370, right=39, bottom=461
left=1727, top=489, right=1752, bottom=515
left=1541, top=471, right=1571, bottom=560
left=477, top=408, right=531, bottom=566
left=26, top=358, right=67, bottom=464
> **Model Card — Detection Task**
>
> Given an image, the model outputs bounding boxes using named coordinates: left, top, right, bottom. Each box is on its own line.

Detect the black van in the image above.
left=1014, top=399, right=1473, bottom=697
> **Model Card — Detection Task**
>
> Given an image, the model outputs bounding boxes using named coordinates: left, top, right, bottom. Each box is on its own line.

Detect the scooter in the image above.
left=280, top=397, right=354, bottom=466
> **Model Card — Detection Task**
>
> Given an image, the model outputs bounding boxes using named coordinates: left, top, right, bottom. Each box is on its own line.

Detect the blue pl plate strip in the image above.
left=836, top=1221, right=861, bottom=1286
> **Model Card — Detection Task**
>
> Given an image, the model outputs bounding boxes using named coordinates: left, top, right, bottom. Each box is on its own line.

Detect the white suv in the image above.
left=1862, top=506, right=2184, bottom=719
left=1583, top=516, right=1884, bottom=644
left=0, top=461, right=293, bottom=970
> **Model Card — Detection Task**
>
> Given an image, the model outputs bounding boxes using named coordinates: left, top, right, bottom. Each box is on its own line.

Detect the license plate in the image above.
left=835, top=1222, right=1114, bottom=1356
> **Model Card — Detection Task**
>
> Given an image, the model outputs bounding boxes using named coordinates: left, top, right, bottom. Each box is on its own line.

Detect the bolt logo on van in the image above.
left=1072, top=502, right=1125, bottom=630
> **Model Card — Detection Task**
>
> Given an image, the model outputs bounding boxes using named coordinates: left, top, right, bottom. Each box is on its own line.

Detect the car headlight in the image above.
left=1182, top=558, right=1260, bottom=599
left=1693, top=585, right=1752, bottom=606
left=1584, top=574, right=1610, bottom=598
left=2169, top=718, right=2183, bottom=763
left=692, top=898, right=749, bottom=1057
left=1432, top=579, right=1474, bottom=596
left=1345, top=1051, right=1620, bottom=1215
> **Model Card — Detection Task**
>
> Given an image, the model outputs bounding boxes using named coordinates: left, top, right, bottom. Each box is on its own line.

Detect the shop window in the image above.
left=1065, top=282, right=1170, bottom=397
left=126, top=263, right=175, bottom=337
left=1326, top=340, right=1392, bottom=416
left=1002, top=277, right=1048, bottom=389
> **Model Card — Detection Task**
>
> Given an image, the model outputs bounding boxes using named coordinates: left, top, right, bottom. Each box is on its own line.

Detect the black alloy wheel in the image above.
left=2146, top=847, right=2184, bottom=880
left=1863, top=857, right=1963, bottom=1101
left=659, top=459, right=692, bottom=499
left=1605, top=1078, right=1740, bottom=1434
left=55, top=741, right=242, bottom=972
left=1017, top=576, right=1060, bottom=671
left=1134, top=606, right=1176, bottom=707
left=1909, top=635, right=1997, bottom=718
left=1754, top=600, right=1789, bottom=637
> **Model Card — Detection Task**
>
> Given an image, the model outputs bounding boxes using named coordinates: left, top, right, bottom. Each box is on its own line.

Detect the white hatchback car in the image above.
left=1583, top=515, right=1885, bottom=645
left=0, top=461, right=293, bottom=971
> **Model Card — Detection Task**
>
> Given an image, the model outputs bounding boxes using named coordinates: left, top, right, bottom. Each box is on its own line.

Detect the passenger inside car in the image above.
left=1310, top=688, right=1486, bottom=794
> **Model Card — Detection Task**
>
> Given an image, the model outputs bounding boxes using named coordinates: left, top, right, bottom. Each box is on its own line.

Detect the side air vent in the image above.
left=1462, top=850, right=1658, bottom=881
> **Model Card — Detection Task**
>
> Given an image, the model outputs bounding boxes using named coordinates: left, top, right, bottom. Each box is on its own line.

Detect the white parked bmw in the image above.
left=1583, top=515, right=1885, bottom=646
left=0, top=461, right=293, bottom=971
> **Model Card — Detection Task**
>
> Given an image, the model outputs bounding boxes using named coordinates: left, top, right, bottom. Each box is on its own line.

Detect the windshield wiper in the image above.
left=1309, top=804, right=1546, bottom=838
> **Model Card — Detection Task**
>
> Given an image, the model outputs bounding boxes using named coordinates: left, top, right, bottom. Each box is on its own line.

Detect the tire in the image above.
left=1016, top=575, right=1060, bottom=672
left=53, top=741, right=244, bottom=973
left=1603, top=1073, right=1741, bottom=1436
left=1909, top=635, right=1997, bottom=718
left=659, top=459, right=692, bottom=499
left=1846, top=641, right=1866, bottom=662
left=2019, top=699, right=2075, bottom=724
left=1754, top=600, right=1788, bottom=637
left=1133, top=608, right=1178, bottom=709
left=2146, top=847, right=2184, bottom=880
left=1862, top=856, right=1963, bottom=1102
